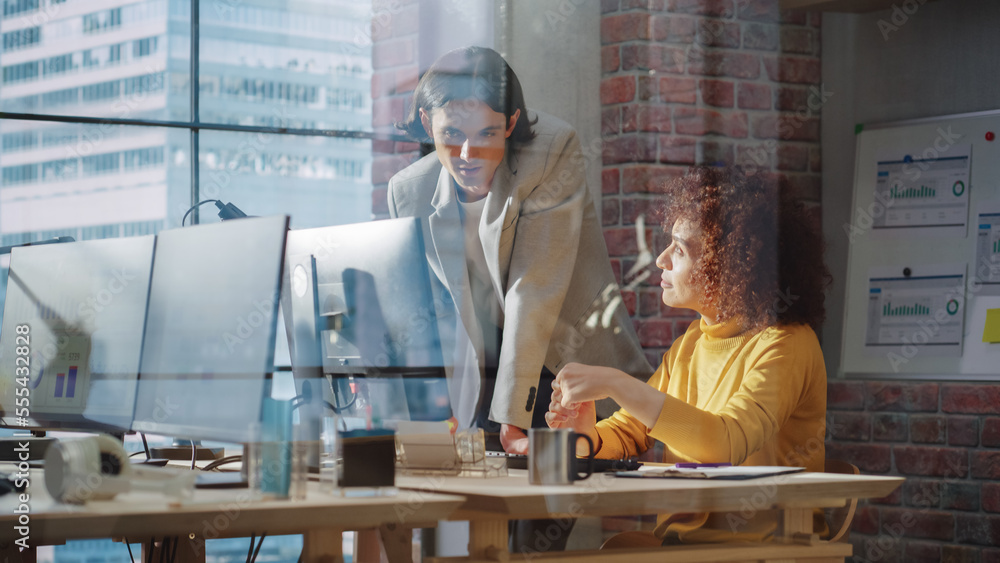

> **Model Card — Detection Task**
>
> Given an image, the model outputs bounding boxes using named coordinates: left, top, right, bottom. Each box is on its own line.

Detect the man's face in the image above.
left=421, top=99, right=519, bottom=201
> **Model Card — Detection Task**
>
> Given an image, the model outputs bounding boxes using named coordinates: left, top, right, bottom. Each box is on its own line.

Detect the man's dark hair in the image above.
left=396, top=46, right=537, bottom=145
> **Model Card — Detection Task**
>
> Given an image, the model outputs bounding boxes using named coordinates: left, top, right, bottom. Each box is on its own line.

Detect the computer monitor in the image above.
left=0, top=236, right=155, bottom=432
left=131, top=215, right=289, bottom=443
left=281, top=217, right=450, bottom=422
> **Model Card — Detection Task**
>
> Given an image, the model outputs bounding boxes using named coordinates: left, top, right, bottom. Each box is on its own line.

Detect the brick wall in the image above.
left=598, top=0, right=822, bottom=365
left=370, top=0, right=421, bottom=220
left=829, top=381, right=1000, bottom=561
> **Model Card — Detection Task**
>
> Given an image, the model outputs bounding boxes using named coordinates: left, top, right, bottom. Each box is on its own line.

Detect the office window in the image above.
left=2, top=0, right=39, bottom=17
left=2, top=26, right=41, bottom=51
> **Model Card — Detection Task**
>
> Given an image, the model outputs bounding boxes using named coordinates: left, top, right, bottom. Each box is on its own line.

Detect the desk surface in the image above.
left=0, top=472, right=464, bottom=545
left=398, top=470, right=904, bottom=520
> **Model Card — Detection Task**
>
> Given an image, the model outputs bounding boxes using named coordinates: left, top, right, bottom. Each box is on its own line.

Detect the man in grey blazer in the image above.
left=388, top=47, right=652, bottom=454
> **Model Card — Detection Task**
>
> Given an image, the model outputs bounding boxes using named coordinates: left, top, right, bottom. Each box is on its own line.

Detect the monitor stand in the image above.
left=0, top=432, right=55, bottom=462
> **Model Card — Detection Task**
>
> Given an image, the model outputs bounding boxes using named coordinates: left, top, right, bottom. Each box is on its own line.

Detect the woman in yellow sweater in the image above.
left=546, top=166, right=832, bottom=544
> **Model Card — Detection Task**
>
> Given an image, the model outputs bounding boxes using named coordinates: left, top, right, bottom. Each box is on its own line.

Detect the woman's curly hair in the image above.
left=661, top=166, right=832, bottom=332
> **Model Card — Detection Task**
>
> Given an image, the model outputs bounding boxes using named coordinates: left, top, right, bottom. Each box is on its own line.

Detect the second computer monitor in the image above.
left=131, top=215, right=289, bottom=443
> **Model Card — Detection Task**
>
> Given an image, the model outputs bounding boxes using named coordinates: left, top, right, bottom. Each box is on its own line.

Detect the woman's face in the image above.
left=421, top=99, right=519, bottom=201
left=656, top=219, right=713, bottom=319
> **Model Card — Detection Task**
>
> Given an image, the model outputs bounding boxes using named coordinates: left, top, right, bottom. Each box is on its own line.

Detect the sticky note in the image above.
left=983, top=309, right=1000, bottom=343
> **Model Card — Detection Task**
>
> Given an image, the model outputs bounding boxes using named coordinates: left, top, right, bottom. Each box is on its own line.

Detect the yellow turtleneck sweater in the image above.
left=594, top=318, right=827, bottom=542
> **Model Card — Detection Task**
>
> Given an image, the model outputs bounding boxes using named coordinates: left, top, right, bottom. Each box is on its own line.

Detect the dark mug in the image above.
left=527, top=428, right=595, bottom=485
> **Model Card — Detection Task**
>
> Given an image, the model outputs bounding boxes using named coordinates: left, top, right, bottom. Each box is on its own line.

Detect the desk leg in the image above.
left=303, top=528, right=345, bottom=563
left=379, top=523, right=413, bottom=563
left=468, top=519, right=509, bottom=561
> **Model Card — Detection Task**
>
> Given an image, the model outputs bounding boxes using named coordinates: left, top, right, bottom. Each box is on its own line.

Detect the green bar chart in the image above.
left=882, top=301, right=931, bottom=316
left=889, top=184, right=936, bottom=199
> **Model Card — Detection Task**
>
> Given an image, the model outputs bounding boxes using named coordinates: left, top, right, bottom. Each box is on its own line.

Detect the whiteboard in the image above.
left=841, top=109, right=1000, bottom=379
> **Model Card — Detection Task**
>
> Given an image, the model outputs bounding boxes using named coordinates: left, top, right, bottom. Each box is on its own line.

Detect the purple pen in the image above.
left=675, top=462, right=733, bottom=468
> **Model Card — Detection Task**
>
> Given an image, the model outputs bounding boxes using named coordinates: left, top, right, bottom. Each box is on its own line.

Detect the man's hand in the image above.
left=500, top=423, right=529, bottom=454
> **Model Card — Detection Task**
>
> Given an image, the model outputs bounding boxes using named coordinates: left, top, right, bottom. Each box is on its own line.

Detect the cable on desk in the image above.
left=169, top=536, right=178, bottom=563
left=190, top=444, right=198, bottom=471
left=246, top=533, right=256, bottom=563
left=146, top=537, right=154, bottom=563
left=141, top=433, right=151, bottom=460
left=201, top=455, right=242, bottom=472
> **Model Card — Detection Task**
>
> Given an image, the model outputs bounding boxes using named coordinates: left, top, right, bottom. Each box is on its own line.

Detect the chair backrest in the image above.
left=824, top=459, right=860, bottom=543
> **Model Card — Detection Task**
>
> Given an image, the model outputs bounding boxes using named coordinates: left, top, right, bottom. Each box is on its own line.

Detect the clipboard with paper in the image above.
left=615, top=465, right=805, bottom=480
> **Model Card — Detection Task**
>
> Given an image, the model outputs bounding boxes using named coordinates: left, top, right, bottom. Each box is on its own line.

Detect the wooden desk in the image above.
left=0, top=472, right=464, bottom=563
left=398, top=470, right=904, bottom=563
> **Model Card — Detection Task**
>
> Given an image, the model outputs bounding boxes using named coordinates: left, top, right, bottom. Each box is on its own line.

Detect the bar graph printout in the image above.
left=865, top=264, right=966, bottom=358
left=873, top=144, right=971, bottom=236
left=973, top=202, right=1000, bottom=296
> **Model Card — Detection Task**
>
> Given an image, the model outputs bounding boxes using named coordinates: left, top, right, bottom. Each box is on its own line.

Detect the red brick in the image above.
left=910, top=415, right=946, bottom=444
left=738, top=0, right=779, bottom=22
left=851, top=505, right=879, bottom=535
left=948, top=416, right=979, bottom=447
left=622, top=165, right=687, bottom=194
left=622, top=0, right=665, bottom=9
left=658, top=135, right=697, bottom=164
left=942, top=481, right=980, bottom=511
left=622, top=44, right=686, bottom=73
left=602, top=0, right=621, bottom=13
left=372, top=38, right=415, bottom=70
left=371, top=187, right=388, bottom=216
left=751, top=115, right=819, bottom=141
left=695, top=20, right=740, bottom=48
left=903, top=541, right=941, bottom=563
left=809, top=147, right=821, bottom=172
left=763, top=55, right=821, bottom=85
left=943, top=545, right=984, bottom=563
left=601, top=13, right=651, bottom=44
left=781, top=28, right=817, bottom=55
left=372, top=95, right=405, bottom=127
left=867, top=383, right=940, bottom=412
left=827, top=381, right=866, bottom=410
left=668, top=0, right=735, bottom=17
left=956, top=514, right=1000, bottom=546
left=603, top=107, right=621, bottom=137
left=742, top=22, right=779, bottom=51
left=395, top=141, right=420, bottom=154
left=985, top=483, right=1000, bottom=513
left=776, top=144, right=809, bottom=171
left=602, top=134, right=657, bottom=164
left=371, top=153, right=415, bottom=184
left=780, top=9, right=808, bottom=25
left=658, top=76, right=698, bottom=104
left=601, top=76, right=637, bottom=105
left=827, top=412, right=871, bottom=441
left=698, top=139, right=734, bottom=166
left=637, top=75, right=658, bottom=101
left=623, top=105, right=671, bottom=133
left=604, top=227, right=639, bottom=256
left=895, top=446, right=968, bottom=478
left=687, top=50, right=761, bottom=79
left=776, top=86, right=810, bottom=111
left=652, top=15, right=696, bottom=43
left=602, top=168, right=620, bottom=195
left=674, top=107, right=748, bottom=138
left=825, top=443, right=891, bottom=473
left=622, top=289, right=638, bottom=316
left=603, top=199, right=620, bottom=226
left=638, top=318, right=674, bottom=347
left=736, top=143, right=774, bottom=170
left=985, top=417, right=1000, bottom=447
left=973, top=451, right=1000, bottom=479
left=809, top=12, right=822, bottom=27
left=639, top=288, right=663, bottom=316
left=699, top=79, right=735, bottom=108
left=873, top=484, right=903, bottom=506
left=943, top=384, right=1000, bottom=414
left=602, top=45, right=621, bottom=73
left=873, top=413, right=907, bottom=441
left=737, top=82, right=771, bottom=110
left=372, top=138, right=395, bottom=154
left=904, top=479, right=940, bottom=508
left=882, top=507, right=954, bottom=540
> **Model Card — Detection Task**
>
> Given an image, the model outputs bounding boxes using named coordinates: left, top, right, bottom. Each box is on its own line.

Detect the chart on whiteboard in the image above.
left=865, top=265, right=965, bottom=357
left=873, top=144, right=971, bottom=234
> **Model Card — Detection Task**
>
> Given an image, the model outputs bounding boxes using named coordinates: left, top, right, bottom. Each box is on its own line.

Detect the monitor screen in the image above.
left=0, top=236, right=155, bottom=432
left=282, top=217, right=449, bottom=422
left=131, top=215, right=289, bottom=443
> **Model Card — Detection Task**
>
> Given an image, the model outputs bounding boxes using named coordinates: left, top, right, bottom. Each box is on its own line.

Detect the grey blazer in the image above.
left=388, top=110, right=653, bottom=428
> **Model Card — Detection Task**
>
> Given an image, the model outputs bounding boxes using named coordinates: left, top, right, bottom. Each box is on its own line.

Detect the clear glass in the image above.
left=197, top=130, right=372, bottom=229
left=0, top=0, right=190, bottom=120
left=197, top=0, right=371, bottom=132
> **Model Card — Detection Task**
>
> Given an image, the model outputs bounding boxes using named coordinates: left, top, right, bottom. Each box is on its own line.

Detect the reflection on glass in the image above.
left=0, top=0, right=189, bottom=120
left=197, top=0, right=372, bottom=132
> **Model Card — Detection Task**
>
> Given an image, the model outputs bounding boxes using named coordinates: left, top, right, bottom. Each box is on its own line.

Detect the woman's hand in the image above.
left=546, top=380, right=599, bottom=456
left=554, top=362, right=624, bottom=405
